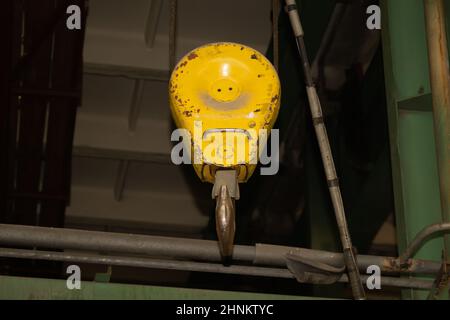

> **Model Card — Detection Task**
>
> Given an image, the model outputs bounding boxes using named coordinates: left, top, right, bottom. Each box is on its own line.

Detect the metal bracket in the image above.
left=212, top=170, right=239, bottom=200
left=94, top=265, right=112, bottom=283
left=286, top=252, right=345, bottom=285
left=427, top=252, right=449, bottom=300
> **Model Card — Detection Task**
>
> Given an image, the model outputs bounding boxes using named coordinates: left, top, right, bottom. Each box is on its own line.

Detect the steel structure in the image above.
left=381, top=0, right=450, bottom=299
left=0, top=223, right=448, bottom=292
left=0, top=0, right=448, bottom=300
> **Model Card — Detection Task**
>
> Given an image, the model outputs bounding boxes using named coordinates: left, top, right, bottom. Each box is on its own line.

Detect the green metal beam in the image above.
left=381, top=0, right=448, bottom=299
left=0, top=275, right=322, bottom=300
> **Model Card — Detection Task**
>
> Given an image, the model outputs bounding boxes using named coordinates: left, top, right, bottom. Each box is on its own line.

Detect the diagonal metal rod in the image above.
left=284, top=0, right=365, bottom=299
left=423, top=0, right=450, bottom=259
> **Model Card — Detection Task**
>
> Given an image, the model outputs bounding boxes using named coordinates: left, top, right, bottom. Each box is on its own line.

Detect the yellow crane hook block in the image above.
left=169, top=42, right=281, bottom=184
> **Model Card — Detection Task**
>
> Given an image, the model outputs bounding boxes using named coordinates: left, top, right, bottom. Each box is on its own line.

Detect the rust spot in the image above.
left=271, top=95, right=279, bottom=103
left=257, top=74, right=263, bottom=78
left=197, top=108, right=200, bottom=113
left=187, top=52, right=198, bottom=60
left=381, top=258, right=400, bottom=273
left=183, top=110, right=193, bottom=117
left=418, top=86, right=425, bottom=95
left=250, top=54, right=258, bottom=60
left=254, top=109, right=261, bottom=113
left=240, top=46, right=244, bottom=51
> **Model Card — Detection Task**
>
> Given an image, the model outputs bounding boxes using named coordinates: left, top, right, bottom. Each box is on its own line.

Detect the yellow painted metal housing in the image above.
left=169, top=42, right=281, bottom=183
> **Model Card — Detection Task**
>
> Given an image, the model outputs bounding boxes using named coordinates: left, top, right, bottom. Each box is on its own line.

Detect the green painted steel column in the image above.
left=381, top=0, right=448, bottom=299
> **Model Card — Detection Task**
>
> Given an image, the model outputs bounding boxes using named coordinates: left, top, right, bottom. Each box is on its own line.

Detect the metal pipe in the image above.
left=0, top=248, right=433, bottom=290
left=0, top=224, right=254, bottom=262
left=284, top=0, right=365, bottom=299
left=399, top=223, right=450, bottom=264
left=0, top=224, right=441, bottom=276
left=0, top=248, right=291, bottom=279
left=423, top=0, right=450, bottom=258
left=341, top=274, right=432, bottom=290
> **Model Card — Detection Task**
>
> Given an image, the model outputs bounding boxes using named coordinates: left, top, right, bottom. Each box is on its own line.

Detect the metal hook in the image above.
left=212, top=170, right=239, bottom=263
left=215, top=185, right=236, bottom=261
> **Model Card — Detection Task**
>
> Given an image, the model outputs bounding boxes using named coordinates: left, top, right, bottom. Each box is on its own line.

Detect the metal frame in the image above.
left=0, top=223, right=449, bottom=292
left=380, top=0, right=450, bottom=299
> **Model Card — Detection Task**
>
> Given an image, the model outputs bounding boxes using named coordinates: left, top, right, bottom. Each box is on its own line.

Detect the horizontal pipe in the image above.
left=340, top=274, right=432, bottom=290
left=0, top=248, right=433, bottom=290
left=0, top=248, right=291, bottom=279
left=0, top=223, right=254, bottom=262
left=0, top=224, right=441, bottom=276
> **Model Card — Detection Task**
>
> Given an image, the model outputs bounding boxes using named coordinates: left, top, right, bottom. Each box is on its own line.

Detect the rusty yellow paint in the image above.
left=169, top=42, right=281, bottom=183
